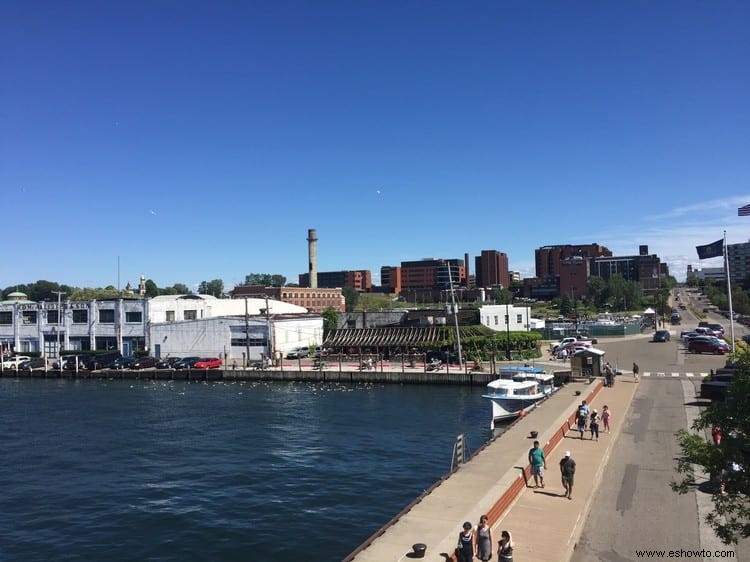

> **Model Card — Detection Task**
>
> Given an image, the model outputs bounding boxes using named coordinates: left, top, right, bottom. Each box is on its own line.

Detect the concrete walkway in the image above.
left=348, top=376, right=637, bottom=561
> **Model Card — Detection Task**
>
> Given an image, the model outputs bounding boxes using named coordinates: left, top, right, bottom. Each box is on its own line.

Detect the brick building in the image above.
left=232, top=286, right=345, bottom=313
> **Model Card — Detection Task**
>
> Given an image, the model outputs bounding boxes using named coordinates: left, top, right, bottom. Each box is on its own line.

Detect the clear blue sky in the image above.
left=2, top=1, right=749, bottom=290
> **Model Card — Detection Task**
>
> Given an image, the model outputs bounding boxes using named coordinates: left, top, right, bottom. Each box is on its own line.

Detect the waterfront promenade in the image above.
left=346, top=375, right=637, bottom=561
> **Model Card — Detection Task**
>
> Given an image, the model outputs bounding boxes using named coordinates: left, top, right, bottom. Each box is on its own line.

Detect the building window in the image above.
left=72, top=310, right=88, bottom=324
left=126, top=311, right=143, bottom=323
left=99, top=309, right=115, bottom=323
left=184, top=310, right=197, bottom=320
left=166, top=310, right=175, bottom=322
left=494, top=315, right=498, bottom=326
left=22, top=311, right=37, bottom=325
left=47, top=310, right=59, bottom=324
left=0, top=311, right=12, bottom=325
left=516, top=314, right=523, bottom=323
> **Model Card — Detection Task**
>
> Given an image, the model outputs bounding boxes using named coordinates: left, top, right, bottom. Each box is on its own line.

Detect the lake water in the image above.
left=0, top=378, right=497, bottom=561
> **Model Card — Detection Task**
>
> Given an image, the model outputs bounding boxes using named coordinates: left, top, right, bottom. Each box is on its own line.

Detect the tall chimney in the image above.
left=307, top=228, right=318, bottom=288
left=464, top=253, right=470, bottom=287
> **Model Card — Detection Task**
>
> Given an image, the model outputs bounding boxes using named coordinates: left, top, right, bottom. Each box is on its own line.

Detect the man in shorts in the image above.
left=528, top=440, right=547, bottom=488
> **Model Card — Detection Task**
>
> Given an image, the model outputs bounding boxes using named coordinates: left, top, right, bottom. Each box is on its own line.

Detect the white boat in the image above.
left=482, top=378, right=551, bottom=429
left=498, top=365, right=556, bottom=390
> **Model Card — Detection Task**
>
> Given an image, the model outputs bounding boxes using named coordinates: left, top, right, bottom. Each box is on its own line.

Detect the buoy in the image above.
left=519, top=409, right=526, bottom=417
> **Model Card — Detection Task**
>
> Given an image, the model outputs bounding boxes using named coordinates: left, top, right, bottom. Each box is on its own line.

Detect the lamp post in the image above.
left=51, top=291, right=65, bottom=357
left=505, top=302, right=511, bottom=360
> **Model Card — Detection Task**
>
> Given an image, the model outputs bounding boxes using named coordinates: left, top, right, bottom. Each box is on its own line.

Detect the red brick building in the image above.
left=232, top=286, right=345, bottom=313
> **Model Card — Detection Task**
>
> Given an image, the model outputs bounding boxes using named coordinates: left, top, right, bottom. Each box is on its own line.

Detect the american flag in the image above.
left=739, top=204, right=750, bottom=216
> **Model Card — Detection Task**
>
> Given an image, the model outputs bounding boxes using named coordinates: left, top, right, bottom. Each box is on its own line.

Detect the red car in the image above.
left=193, top=357, right=222, bottom=369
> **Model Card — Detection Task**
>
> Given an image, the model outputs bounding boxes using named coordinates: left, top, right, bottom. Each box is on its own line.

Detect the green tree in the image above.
left=244, top=273, right=287, bottom=287
left=587, top=276, right=607, bottom=310
left=559, top=294, right=573, bottom=316
left=492, top=288, right=513, bottom=304
left=144, top=279, right=159, bottom=298
left=322, top=307, right=339, bottom=336
left=342, top=287, right=359, bottom=312
left=672, top=357, right=750, bottom=544
left=198, top=279, right=224, bottom=298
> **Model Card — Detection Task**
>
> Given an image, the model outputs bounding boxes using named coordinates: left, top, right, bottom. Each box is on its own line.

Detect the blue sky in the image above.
left=2, top=1, right=749, bottom=290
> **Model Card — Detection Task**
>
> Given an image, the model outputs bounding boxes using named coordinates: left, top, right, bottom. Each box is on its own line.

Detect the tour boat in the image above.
left=482, top=376, right=553, bottom=429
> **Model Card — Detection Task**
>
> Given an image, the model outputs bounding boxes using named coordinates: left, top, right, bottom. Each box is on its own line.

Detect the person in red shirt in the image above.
left=712, top=425, right=722, bottom=446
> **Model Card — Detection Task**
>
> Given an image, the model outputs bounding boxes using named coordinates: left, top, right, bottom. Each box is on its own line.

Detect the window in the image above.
left=22, top=311, right=37, bottom=324
left=184, top=310, right=197, bottom=320
left=47, top=310, right=59, bottom=324
left=494, top=315, right=498, bottom=326
left=72, top=310, right=88, bottom=324
left=0, top=311, right=12, bottom=325
left=166, top=310, right=175, bottom=322
left=99, top=309, right=115, bottom=323
left=516, top=314, right=523, bottom=323
left=126, top=311, right=142, bottom=323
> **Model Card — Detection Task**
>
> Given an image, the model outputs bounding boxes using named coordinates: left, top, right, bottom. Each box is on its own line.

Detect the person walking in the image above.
left=712, top=425, right=722, bottom=446
left=528, top=440, right=547, bottom=488
left=632, top=362, right=640, bottom=382
left=590, top=409, right=600, bottom=441
left=498, top=530, right=513, bottom=562
left=560, top=451, right=576, bottom=499
left=602, top=405, right=611, bottom=433
left=456, top=521, right=475, bottom=562
left=474, top=515, right=492, bottom=562
left=575, top=400, right=589, bottom=439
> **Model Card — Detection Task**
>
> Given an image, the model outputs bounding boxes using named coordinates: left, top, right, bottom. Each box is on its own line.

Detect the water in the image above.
left=0, top=378, right=497, bottom=561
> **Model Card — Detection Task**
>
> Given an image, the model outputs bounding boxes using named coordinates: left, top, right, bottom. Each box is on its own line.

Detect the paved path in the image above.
left=348, top=378, right=637, bottom=561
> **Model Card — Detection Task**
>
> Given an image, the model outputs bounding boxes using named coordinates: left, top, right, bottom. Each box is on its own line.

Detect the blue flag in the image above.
left=696, top=239, right=723, bottom=260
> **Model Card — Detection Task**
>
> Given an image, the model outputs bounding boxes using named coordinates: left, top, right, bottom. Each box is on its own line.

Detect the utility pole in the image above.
left=51, top=291, right=65, bottom=357
left=447, top=263, right=463, bottom=365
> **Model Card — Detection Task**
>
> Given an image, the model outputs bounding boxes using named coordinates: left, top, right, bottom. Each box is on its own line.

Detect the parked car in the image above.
left=742, top=334, right=750, bottom=344
left=111, top=356, right=137, bottom=370
left=688, top=336, right=729, bottom=354
left=286, top=347, right=309, bottom=359
left=707, top=323, right=725, bottom=336
left=173, top=356, right=200, bottom=369
left=193, top=357, right=222, bottom=369
left=1, top=355, right=31, bottom=369
left=52, top=356, right=86, bottom=370
left=155, top=357, right=182, bottom=369
left=131, top=356, right=158, bottom=370
left=18, top=357, right=47, bottom=371
left=82, top=352, right=122, bottom=370
left=653, top=330, right=671, bottom=342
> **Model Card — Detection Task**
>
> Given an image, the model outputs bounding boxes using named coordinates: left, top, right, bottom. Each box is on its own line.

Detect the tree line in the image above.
left=1, top=273, right=290, bottom=302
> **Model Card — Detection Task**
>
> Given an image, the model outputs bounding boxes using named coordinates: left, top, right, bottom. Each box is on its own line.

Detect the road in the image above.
left=571, top=298, right=748, bottom=561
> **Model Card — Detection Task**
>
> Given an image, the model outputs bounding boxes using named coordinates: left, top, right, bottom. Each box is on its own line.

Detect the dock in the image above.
left=344, top=376, right=637, bottom=561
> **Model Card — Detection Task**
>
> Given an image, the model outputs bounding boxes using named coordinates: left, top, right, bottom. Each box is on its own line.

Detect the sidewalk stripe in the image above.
left=686, top=372, right=694, bottom=377
left=643, top=372, right=651, bottom=377
left=671, top=372, right=680, bottom=377
left=657, top=372, right=666, bottom=377
left=700, top=372, right=709, bottom=377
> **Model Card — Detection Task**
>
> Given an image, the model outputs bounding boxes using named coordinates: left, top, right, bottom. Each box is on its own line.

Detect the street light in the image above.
left=505, top=302, right=511, bottom=360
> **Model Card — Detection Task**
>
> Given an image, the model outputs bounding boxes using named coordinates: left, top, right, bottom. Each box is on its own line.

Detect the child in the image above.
left=602, top=405, right=611, bottom=433
left=590, top=409, right=600, bottom=441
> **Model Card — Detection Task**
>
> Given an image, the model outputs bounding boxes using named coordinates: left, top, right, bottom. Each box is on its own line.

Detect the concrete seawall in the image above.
left=345, top=379, right=610, bottom=561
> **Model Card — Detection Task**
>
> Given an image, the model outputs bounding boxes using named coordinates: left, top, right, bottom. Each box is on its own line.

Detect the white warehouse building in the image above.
left=148, top=294, right=322, bottom=363
left=149, top=315, right=324, bottom=365
left=479, top=304, right=533, bottom=332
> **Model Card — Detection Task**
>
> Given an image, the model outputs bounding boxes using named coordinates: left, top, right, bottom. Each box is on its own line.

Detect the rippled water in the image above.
left=0, top=378, right=495, bottom=561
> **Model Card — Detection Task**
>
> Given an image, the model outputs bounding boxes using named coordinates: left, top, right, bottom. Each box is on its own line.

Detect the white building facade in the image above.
left=0, top=292, right=148, bottom=357
left=479, top=304, right=532, bottom=332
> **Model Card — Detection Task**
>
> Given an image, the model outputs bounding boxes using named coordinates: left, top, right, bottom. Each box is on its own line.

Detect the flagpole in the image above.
left=724, top=230, right=735, bottom=353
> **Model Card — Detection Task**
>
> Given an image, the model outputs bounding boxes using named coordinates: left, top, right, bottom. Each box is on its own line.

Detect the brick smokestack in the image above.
left=307, top=228, right=318, bottom=289
left=464, top=253, right=470, bottom=287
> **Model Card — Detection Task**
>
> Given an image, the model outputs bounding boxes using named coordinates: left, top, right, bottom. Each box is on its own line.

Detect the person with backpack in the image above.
left=576, top=400, right=589, bottom=439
